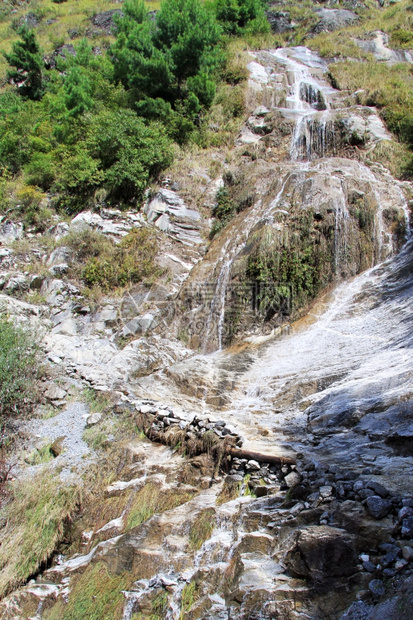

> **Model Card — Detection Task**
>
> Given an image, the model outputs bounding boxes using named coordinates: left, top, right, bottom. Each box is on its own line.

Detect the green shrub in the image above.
left=0, top=316, right=41, bottom=421
left=82, top=228, right=164, bottom=290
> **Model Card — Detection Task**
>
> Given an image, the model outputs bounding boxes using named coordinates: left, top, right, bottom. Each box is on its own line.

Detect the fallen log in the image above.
left=228, top=447, right=296, bottom=467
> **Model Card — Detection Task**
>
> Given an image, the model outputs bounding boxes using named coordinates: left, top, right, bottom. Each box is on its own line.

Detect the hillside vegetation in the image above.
left=0, top=0, right=270, bottom=221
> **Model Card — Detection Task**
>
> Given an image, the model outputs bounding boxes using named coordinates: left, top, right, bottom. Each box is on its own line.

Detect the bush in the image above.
left=0, top=316, right=41, bottom=421
left=82, top=228, right=164, bottom=290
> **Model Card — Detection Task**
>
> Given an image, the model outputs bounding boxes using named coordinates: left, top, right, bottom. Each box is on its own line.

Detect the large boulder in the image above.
left=284, top=525, right=358, bottom=581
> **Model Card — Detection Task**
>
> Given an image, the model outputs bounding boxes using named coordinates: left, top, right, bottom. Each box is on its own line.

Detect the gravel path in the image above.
left=26, top=401, right=94, bottom=482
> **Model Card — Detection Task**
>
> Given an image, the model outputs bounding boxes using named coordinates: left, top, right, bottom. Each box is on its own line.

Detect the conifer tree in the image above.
left=4, top=26, right=44, bottom=100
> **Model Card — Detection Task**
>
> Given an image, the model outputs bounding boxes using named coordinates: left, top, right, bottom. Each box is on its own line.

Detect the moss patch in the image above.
left=189, top=508, right=216, bottom=551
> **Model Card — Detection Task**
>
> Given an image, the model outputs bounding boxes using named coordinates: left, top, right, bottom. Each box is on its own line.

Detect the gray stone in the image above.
left=313, top=8, right=358, bottom=34
left=45, top=385, right=67, bottom=401
left=266, top=10, right=294, bottom=34
left=362, top=561, right=376, bottom=573
left=319, top=485, right=334, bottom=499
left=368, top=579, right=385, bottom=598
left=47, top=246, right=73, bottom=266
left=246, top=460, right=260, bottom=471
left=365, top=496, right=391, bottom=519
left=49, top=263, right=69, bottom=276
left=402, top=516, right=413, bottom=538
left=4, top=274, right=29, bottom=294
left=402, top=546, right=413, bottom=561
left=355, top=31, right=413, bottom=64
left=340, top=600, right=370, bottom=620
left=366, top=481, right=389, bottom=498
left=0, top=221, right=23, bottom=244
left=399, top=506, right=413, bottom=520
left=86, top=413, right=102, bottom=426
left=284, top=471, right=301, bottom=488
left=144, top=189, right=203, bottom=246
left=91, top=9, right=123, bottom=33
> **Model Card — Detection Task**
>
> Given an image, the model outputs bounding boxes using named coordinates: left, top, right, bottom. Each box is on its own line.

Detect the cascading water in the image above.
left=271, top=47, right=336, bottom=161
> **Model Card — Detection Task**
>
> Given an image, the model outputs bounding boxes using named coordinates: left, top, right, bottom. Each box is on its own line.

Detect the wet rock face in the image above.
left=179, top=158, right=407, bottom=352
left=285, top=525, right=358, bottom=580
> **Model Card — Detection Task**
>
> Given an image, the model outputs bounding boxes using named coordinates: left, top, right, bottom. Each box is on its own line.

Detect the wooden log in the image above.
left=228, top=447, right=295, bottom=466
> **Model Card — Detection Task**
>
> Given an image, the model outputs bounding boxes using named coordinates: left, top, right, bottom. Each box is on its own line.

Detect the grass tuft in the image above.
left=0, top=471, right=81, bottom=597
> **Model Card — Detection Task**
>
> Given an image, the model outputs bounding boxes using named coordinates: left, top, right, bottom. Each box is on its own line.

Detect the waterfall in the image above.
left=334, top=183, right=350, bottom=274
left=202, top=257, right=234, bottom=353
left=271, top=47, right=335, bottom=161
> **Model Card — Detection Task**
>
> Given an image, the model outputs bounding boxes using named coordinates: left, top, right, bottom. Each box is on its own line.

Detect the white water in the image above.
left=271, top=47, right=336, bottom=161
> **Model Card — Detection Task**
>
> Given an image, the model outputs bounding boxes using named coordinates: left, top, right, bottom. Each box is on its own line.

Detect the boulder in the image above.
left=402, top=516, right=413, bottom=538
left=47, top=246, right=73, bottom=266
left=48, top=263, right=69, bottom=277
left=0, top=221, right=23, bottom=244
left=365, top=496, right=391, bottom=520
left=44, top=385, right=67, bottom=401
left=265, top=10, right=294, bottom=34
left=4, top=274, right=29, bottom=294
left=284, top=471, right=301, bottom=488
left=86, top=413, right=102, bottom=426
left=284, top=525, right=358, bottom=581
left=355, top=31, right=413, bottom=64
left=313, top=8, right=358, bottom=34
left=91, top=10, right=123, bottom=33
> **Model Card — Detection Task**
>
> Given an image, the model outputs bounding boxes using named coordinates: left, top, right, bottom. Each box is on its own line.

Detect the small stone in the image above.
left=86, top=413, right=102, bottom=426
left=246, top=460, right=260, bottom=471
left=45, top=385, right=67, bottom=401
left=365, top=496, right=391, bottom=520
left=368, top=579, right=385, bottom=598
left=353, top=480, right=364, bottom=492
left=382, top=550, right=399, bottom=566
left=383, top=568, right=395, bottom=578
left=366, top=481, right=389, bottom=498
left=359, top=554, right=370, bottom=563
left=395, top=559, right=408, bottom=571
left=50, top=436, right=66, bottom=457
left=402, top=516, right=413, bottom=537
left=363, top=561, right=376, bottom=573
left=402, top=546, right=413, bottom=561
left=284, top=471, right=301, bottom=488
left=319, top=485, right=333, bottom=499
left=402, top=498, right=413, bottom=508
left=398, top=506, right=413, bottom=520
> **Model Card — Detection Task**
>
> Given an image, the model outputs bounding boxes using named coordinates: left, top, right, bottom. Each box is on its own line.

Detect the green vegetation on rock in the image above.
left=0, top=472, right=81, bottom=597
left=0, top=316, right=41, bottom=422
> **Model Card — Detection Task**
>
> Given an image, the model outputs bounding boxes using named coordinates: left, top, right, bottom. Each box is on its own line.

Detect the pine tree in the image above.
left=4, top=26, right=44, bottom=100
